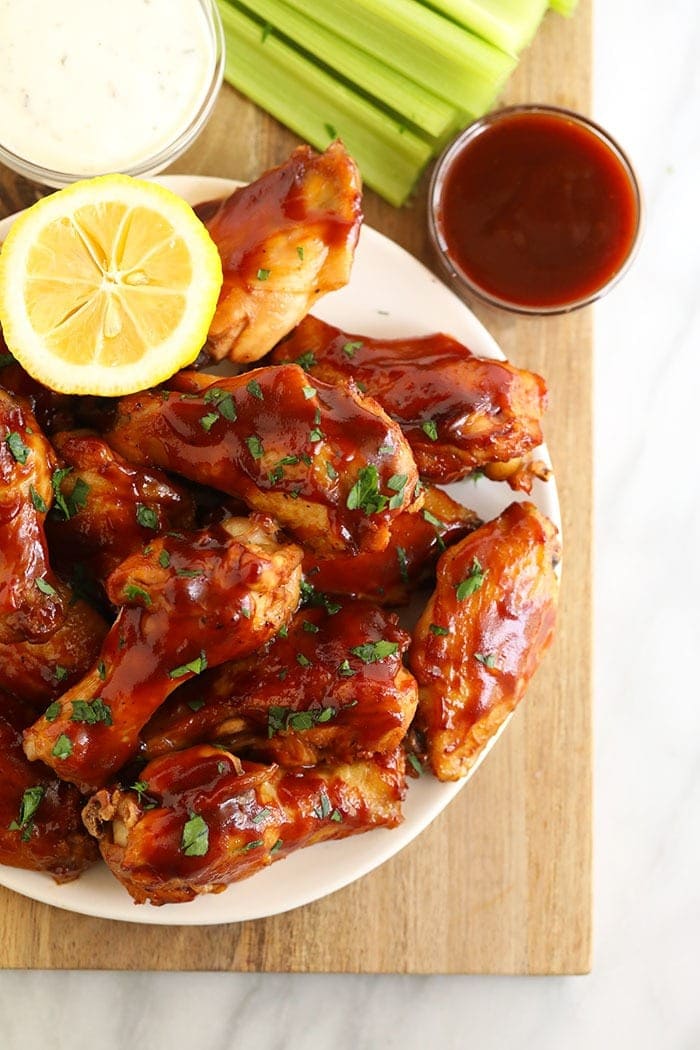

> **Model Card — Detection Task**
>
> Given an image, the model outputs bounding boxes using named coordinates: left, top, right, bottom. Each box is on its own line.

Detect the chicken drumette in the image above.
left=23, top=516, right=303, bottom=791
left=196, top=141, right=362, bottom=363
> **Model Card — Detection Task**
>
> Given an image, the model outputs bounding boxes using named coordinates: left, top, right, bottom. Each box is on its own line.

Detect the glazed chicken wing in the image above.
left=104, top=364, right=421, bottom=554
left=272, top=315, right=549, bottom=489
left=47, top=430, right=196, bottom=582
left=23, top=517, right=303, bottom=791
left=142, top=602, right=418, bottom=768
left=303, top=485, right=480, bottom=604
left=0, top=388, right=64, bottom=643
left=0, top=338, right=75, bottom=434
left=0, top=691, right=98, bottom=881
left=196, top=142, right=362, bottom=363
left=408, top=502, right=560, bottom=781
left=83, top=744, right=405, bottom=905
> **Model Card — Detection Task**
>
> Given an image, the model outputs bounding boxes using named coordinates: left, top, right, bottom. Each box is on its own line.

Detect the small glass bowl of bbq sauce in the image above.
left=428, top=104, right=642, bottom=314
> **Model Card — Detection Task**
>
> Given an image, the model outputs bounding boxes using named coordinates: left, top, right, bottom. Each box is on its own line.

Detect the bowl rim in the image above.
left=427, top=103, right=644, bottom=316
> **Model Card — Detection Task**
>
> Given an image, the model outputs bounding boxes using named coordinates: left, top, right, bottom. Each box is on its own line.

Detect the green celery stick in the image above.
left=217, top=2, right=434, bottom=206
left=418, top=0, right=548, bottom=57
left=549, top=0, right=578, bottom=14
left=236, top=0, right=460, bottom=141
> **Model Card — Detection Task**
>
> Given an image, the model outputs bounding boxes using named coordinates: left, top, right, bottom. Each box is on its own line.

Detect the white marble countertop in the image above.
left=1, top=2, right=698, bottom=1047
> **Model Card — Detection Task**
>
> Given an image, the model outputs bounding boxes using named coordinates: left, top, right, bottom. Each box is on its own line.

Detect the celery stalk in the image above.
left=217, top=2, right=434, bottom=206
left=235, top=0, right=460, bottom=141
left=280, top=0, right=517, bottom=119
left=419, top=0, right=548, bottom=57
left=549, top=0, right=578, bottom=14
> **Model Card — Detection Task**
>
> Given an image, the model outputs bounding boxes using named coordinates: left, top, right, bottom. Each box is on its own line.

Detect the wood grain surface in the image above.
left=0, top=1, right=592, bottom=974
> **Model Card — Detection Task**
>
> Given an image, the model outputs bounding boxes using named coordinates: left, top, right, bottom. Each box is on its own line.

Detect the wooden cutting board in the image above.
left=0, top=2, right=592, bottom=974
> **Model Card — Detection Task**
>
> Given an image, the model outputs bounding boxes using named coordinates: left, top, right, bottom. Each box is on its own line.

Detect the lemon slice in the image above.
left=0, top=175, right=223, bottom=396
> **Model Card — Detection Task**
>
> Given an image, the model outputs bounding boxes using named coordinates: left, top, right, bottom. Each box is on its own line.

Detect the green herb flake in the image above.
left=349, top=640, right=399, bottom=664
left=296, top=652, right=312, bottom=668
left=200, top=411, right=219, bottom=432
left=396, top=546, right=409, bottom=584
left=378, top=443, right=394, bottom=455
left=308, top=426, right=323, bottom=442
left=240, top=838, right=264, bottom=852
left=187, top=697, right=205, bottom=712
left=217, top=760, right=228, bottom=775
left=70, top=697, right=112, bottom=726
left=469, top=469, right=485, bottom=483
left=313, top=786, right=332, bottom=820
left=97, top=660, right=107, bottom=681
left=455, top=558, right=487, bottom=601
left=131, top=780, right=150, bottom=802
left=302, top=620, right=319, bottom=633
left=324, top=122, right=338, bottom=139
left=302, top=384, right=316, bottom=399
left=204, top=387, right=237, bottom=423
left=246, top=434, right=264, bottom=460
left=54, top=666, right=68, bottom=683
left=5, top=431, right=30, bottom=464
left=474, top=651, right=497, bottom=668
left=181, top=812, right=209, bottom=857
left=252, top=808, right=272, bottom=825
left=169, top=650, right=207, bottom=679
left=270, top=838, right=283, bottom=853
left=8, top=785, right=45, bottom=841
left=246, top=378, right=264, bottom=400
left=342, top=340, right=362, bottom=358
left=135, top=504, right=159, bottom=530
left=295, top=351, right=316, bottom=372
left=346, top=464, right=388, bottom=516
left=421, top=420, right=438, bottom=441
left=44, top=701, right=61, bottom=722
left=51, top=734, right=73, bottom=761
left=407, top=753, right=424, bottom=776
left=35, top=577, right=57, bottom=597
left=29, top=485, right=47, bottom=513
left=278, top=624, right=289, bottom=639
left=430, top=623, right=450, bottom=636
left=296, top=245, right=304, bottom=261
left=422, top=509, right=446, bottom=532
left=0, top=351, right=15, bottom=368
left=256, top=268, right=270, bottom=281
left=326, top=461, right=338, bottom=480
left=158, top=549, right=171, bottom=569
left=337, top=659, right=356, bottom=678
left=330, top=809, right=343, bottom=822
left=123, top=583, right=152, bottom=606
left=176, top=568, right=204, bottom=579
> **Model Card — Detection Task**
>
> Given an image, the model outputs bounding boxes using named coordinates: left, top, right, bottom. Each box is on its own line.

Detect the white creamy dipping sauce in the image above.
left=0, top=0, right=216, bottom=175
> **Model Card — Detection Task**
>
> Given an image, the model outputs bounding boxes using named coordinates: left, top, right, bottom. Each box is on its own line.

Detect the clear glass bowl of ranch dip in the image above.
left=0, top=0, right=224, bottom=188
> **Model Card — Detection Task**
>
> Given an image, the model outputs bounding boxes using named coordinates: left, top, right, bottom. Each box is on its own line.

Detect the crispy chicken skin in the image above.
left=272, top=315, right=549, bottom=488
left=0, top=691, right=98, bottom=881
left=83, top=744, right=405, bottom=905
left=46, top=430, right=196, bottom=581
left=142, top=602, right=418, bottom=768
left=196, top=142, right=362, bottom=363
left=0, top=584, right=108, bottom=707
left=408, top=502, right=560, bottom=781
left=23, top=517, right=303, bottom=791
left=0, top=388, right=64, bottom=643
left=104, top=364, right=421, bottom=554
left=303, top=485, right=481, bottom=604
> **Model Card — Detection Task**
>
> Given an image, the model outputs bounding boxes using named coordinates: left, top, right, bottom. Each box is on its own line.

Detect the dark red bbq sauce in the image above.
left=436, top=110, right=640, bottom=310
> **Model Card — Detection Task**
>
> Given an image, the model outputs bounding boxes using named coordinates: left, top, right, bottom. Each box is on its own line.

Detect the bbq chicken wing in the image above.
left=104, top=364, right=421, bottom=554
left=0, top=388, right=64, bottom=643
left=272, top=315, right=549, bottom=489
left=408, top=502, right=560, bottom=781
left=303, top=485, right=480, bottom=604
left=83, top=744, right=405, bottom=905
left=23, top=517, right=303, bottom=791
left=0, top=338, right=75, bottom=434
left=196, top=142, right=362, bottom=363
left=0, top=691, right=98, bottom=881
left=142, top=602, right=418, bottom=768
left=47, top=430, right=196, bottom=582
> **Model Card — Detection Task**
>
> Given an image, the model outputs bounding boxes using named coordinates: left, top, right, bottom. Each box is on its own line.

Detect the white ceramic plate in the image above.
left=0, top=175, right=560, bottom=924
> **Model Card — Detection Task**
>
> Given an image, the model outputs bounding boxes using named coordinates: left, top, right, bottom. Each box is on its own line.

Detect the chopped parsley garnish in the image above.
left=135, top=504, right=158, bottom=530
left=421, top=420, right=438, bottom=441
left=422, top=509, right=446, bottom=531
left=469, top=469, right=485, bottom=483
left=270, top=838, right=283, bottom=853
left=407, top=753, right=424, bottom=776
left=158, top=549, right=171, bottom=569
left=308, top=426, right=323, bottom=442
left=187, top=697, right=205, bottom=712
left=54, top=666, right=68, bottom=683
left=246, top=378, right=264, bottom=400
left=8, top=785, right=45, bottom=841
left=199, top=411, right=219, bottom=432
left=246, top=434, right=264, bottom=460
left=337, top=659, right=356, bottom=677
left=302, top=620, right=319, bottom=633
left=5, top=431, right=30, bottom=464
left=296, top=245, right=304, bottom=260
left=217, top=761, right=228, bottom=775
left=330, top=809, right=343, bottom=822
left=181, top=812, right=209, bottom=856
left=278, top=624, right=289, bottom=638
left=131, top=781, right=150, bottom=802
left=252, top=808, right=272, bottom=824
left=455, top=557, right=487, bottom=600
left=97, top=661, right=107, bottom=681
left=256, top=268, right=270, bottom=281
left=44, top=701, right=60, bottom=722
left=35, top=577, right=57, bottom=597
left=313, top=786, right=332, bottom=820
left=0, top=351, right=15, bottom=368
left=176, top=568, right=204, bottom=579
left=296, top=652, right=312, bottom=668
left=342, top=340, right=362, bottom=357
left=378, top=443, right=394, bottom=455
left=295, top=351, right=316, bottom=372
left=51, top=467, right=91, bottom=520
left=29, top=485, right=47, bottom=513
left=299, top=579, right=341, bottom=615
left=51, top=734, right=73, bottom=761
left=302, top=384, right=316, bottom=399
left=70, top=698, right=112, bottom=726
left=123, top=584, right=152, bottom=606
left=429, top=624, right=449, bottom=636
left=326, top=461, right=338, bottom=480
left=346, top=465, right=387, bottom=516
left=168, top=651, right=207, bottom=679
left=474, top=651, right=497, bottom=668
left=240, top=839, right=264, bottom=852
left=396, top=546, right=409, bottom=584
left=203, top=387, right=237, bottom=422
left=349, top=640, right=399, bottom=663
left=387, top=473, right=408, bottom=509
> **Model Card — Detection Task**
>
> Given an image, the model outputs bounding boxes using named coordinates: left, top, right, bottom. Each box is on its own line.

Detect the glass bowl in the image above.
left=428, top=104, right=643, bottom=315
left=0, top=0, right=224, bottom=189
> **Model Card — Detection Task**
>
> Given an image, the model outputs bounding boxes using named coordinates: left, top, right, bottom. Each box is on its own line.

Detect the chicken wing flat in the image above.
left=23, top=517, right=303, bottom=791
left=0, top=691, right=98, bottom=882
left=83, top=744, right=405, bottom=904
left=142, top=602, right=418, bottom=768
left=104, top=364, right=420, bottom=554
left=0, top=388, right=64, bottom=643
left=272, top=315, right=549, bottom=488
left=47, top=430, right=196, bottom=582
left=0, top=584, right=108, bottom=708
left=196, top=142, right=362, bottom=363
left=303, top=485, right=481, bottom=605
left=408, top=502, right=560, bottom=781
